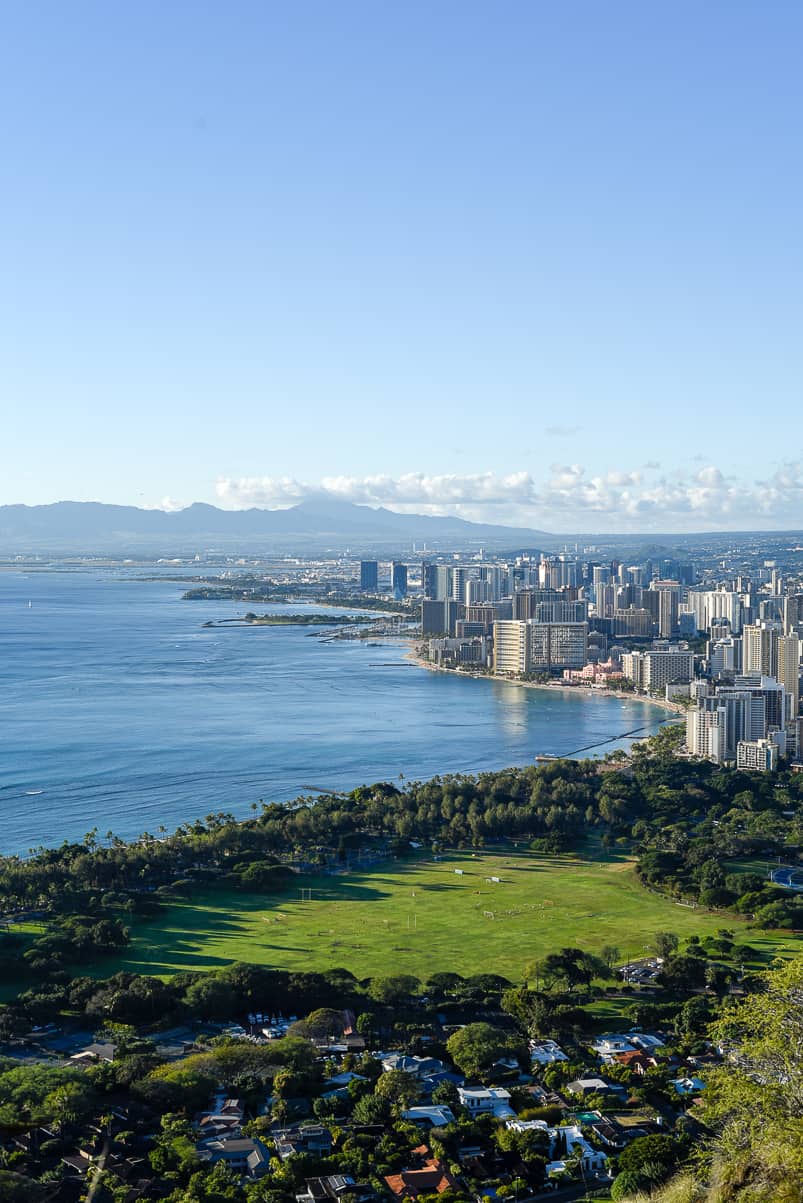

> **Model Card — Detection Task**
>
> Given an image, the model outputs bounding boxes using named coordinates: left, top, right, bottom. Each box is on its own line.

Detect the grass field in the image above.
left=98, top=848, right=801, bottom=982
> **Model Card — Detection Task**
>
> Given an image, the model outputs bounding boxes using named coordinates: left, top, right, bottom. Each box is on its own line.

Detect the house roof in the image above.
left=614, top=1051, right=656, bottom=1068
left=383, top=1157, right=458, bottom=1200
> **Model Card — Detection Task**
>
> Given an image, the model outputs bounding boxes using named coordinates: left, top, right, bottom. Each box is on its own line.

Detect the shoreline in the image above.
left=402, top=646, right=686, bottom=718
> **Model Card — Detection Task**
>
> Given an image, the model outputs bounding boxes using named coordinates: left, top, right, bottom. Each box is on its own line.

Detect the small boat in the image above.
left=28, top=600, right=32, bottom=608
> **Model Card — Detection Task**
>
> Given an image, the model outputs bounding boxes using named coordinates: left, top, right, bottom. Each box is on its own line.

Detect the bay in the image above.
left=0, top=570, right=666, bottom=855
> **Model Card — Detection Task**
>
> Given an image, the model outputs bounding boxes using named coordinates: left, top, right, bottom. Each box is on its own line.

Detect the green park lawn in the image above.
left=99, top=848, right=801, bottom=983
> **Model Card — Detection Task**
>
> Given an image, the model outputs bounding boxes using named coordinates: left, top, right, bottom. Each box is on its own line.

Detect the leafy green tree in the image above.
left=150, top=1114, right=200, bottom=1177
left=0, top=1171, right=48, bottom=1201
left=287, top=1008, right=344, bottom=1040
left=654, top=931, right=680, bottom=958
left=355, top=1011, right=376, bottom=1040
left=165, top=1162, right=245, bottom=1201
left=367, top=975, right=420, bottom=1005
left=0, top=1064, right=94, bottom=1129
left=351, top=1093, right=389, bottom=1124
left=540, top=948, right=607, bottom=992
left=698, top=955, right=803, bottom=1198
left=446, top=1022, right=521, bottom=1079
left=183, top=976, right=239, bottom=1020
left=431, top=1080, right=459, bottom=1107
left=618, top=1134, right=678, bottom=1177
left=374, top=1069, right=421, bottom=1109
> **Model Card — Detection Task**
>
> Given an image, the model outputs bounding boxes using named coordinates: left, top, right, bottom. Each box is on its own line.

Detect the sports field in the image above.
left=101, top=848, right=801, bottom=981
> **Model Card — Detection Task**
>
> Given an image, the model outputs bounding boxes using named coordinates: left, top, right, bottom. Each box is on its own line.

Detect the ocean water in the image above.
left=0, top=570, right=666, bottom=855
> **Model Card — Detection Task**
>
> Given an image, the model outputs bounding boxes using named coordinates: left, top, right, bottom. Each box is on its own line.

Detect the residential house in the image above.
left=529, top=1039, right=569, bottom=1066
left=383, top=1145, right=459, bottom=1200
left=196, top=1097, right=245, bottom=1140
left=629, top=1032, right=665, bottom=1053
left=613, top=1051, right=658, bottom=1077
left=296, top=1175, right=374, bottom=1203
left=672, top=1076, right=706, bottom=1096
left=70, top=1041, right=116, bottom=1064
left=321, top=1072, right=368, bottom=1100
left=591, top=1035, right=637, bottom=1060
left=401, top=1105, right=456, bottom=1127
left=380, top=1054, right=447, bottom=1078
left=458, top=1086, right=515, bottom=1119
left=324, top=1072, right=367, bottom=1089
left=273, top=1125, right=333, bottom=1161
left=565, top=1077, right=615, bottom=1097
left=588, top=1115, right=627, bottom=1150
left=506, top=1120, right=608, bottom=1176
left=197, top=1137, right=270, bottom=1178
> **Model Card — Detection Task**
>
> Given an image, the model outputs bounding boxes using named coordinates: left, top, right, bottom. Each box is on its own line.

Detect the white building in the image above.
left=591, top=1035, right=637, bottom=1059
left=529, top=1039, right=569, bottom=1066
left=736, top=738, right=779, bottom=772
left=686, top=701, right=728, bottom=764
left=623, top=646, right=695, bottom=690
left=530, top=622, right=588, bottom=671
left=493, top=620, right=588, bottom=675
left=493, top=620, right=530, bottom=674
left=457, top=1086, right=514, bottom=1118
left=506, top=1120, right=608, bottom=1177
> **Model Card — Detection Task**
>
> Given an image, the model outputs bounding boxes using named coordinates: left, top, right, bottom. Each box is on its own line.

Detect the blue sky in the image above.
left=2, top=1, right=802, bottom=531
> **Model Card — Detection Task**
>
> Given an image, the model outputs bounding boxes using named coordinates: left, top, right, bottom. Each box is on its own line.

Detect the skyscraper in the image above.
left=650, top=580, right=680, bottom=638
left=742, top=622, right=780, bottom=678
left=778, top=634, right=801, bottom=721
left=360, top=560, right=378, bottom=592
left=391, top=562, right=408, bottom=599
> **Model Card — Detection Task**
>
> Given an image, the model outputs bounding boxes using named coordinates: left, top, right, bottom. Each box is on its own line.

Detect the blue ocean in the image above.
left=0, top=570, right=665, bottom=855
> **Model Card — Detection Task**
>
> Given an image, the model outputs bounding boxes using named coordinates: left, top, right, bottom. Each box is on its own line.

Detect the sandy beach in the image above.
left=402, top=645, right=687, bottom=718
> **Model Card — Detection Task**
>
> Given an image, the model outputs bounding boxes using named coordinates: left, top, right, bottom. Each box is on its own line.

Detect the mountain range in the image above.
left=0, top=500, right=549, bottom=555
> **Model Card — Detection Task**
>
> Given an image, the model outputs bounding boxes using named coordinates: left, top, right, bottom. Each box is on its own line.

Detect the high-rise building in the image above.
left=434, top=565, right=452, bottom=601
left=529, top=622, right=588, bottom=670
left=391, top=562, right=408, bottom=599
left=687, top=699, right=728, bottom=763
left=465, top=578, right=493, bottom=606
left=778, top=634, right=801, bottom=721
left=360, top=560, right=378, bottom=592
left=596, top=584, right=618, bottom=620
left=622, top=645, right=695, bottom=690
left=421, top=599, right=459, bottom=636
left=613, top=607, right=653, bottom=637
left=592, top=566, right=611, bottom=601
left=736, top=738, right=779, bottom=772
left=742, top=622, right=781, bottom=678
left=709, top=636, right=742, bottom=677
left=783, top=594, right=803, bottom=635
left=451, top=567, right=468, bottom=603
left=533, top=599, right=588, bottom=623
left=493, top=620, right=531, bottom=675
left=650, top=580, right=681, bottom=638
left=422, top=561, right=438, bottom=600
left=492, top=619, right=587, bottom=674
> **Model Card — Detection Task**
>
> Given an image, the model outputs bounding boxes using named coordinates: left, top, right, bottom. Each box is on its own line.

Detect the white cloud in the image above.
left=215, top=472, right=536, bottom=508
left=159, top=495, right=187, bottom=512
left=213, top=462, right=803, bottom=531
left=142, top=495, right=187, bottom=512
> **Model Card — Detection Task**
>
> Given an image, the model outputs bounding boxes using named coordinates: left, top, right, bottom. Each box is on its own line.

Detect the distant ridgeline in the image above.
left=2, top=729, right=803, bottom=980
